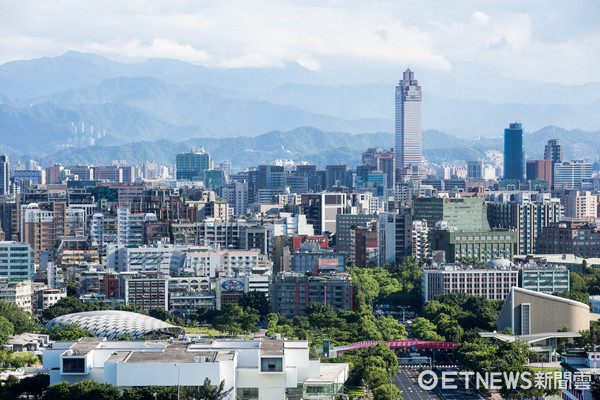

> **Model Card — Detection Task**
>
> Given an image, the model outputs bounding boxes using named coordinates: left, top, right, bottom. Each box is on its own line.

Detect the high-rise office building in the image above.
left=176, top=148, right=212, bottom=180
left=395, top=68, right=422, bottom=174
left=544, top=139, right=564, bottom=164
left=0, top=155, right=9, bottom=196
left=467, top=161, right=484, bottom=180
left=503, top=122, right=525, bottom=181
left=553, top=160, right=591, bottom=189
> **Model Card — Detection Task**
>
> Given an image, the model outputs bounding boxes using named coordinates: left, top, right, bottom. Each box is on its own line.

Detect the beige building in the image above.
left=497, top=287, right=589, bottom=335
left=564, top=190, right=597, bottom=219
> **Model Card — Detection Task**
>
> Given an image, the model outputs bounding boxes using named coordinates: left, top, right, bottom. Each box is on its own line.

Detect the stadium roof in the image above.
left=46, top=310, right=185, bottom=340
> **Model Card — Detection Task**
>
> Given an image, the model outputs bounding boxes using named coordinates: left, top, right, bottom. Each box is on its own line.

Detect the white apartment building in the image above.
left=178, top=248, right=260, bottom=277
left=0, top=279, right=33, bottom=312
left=116, top=207, right=156, bottom=246
left=43, top=337, right=348, bottom=400
left=106, top=244, right=187, bottom=274
left=266, top=213, right=314, bottom=238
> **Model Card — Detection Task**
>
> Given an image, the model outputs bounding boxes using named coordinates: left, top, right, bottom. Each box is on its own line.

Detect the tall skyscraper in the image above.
left=544, top=139, right=564, bottom=164
left=0, top=155, right=9, bottom=196
left=503, top=122, right=525, bottom=181
left=395, top=68, right=422, bottom=174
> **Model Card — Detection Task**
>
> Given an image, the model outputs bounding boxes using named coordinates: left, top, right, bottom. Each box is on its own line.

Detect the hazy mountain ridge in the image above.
left=44, top=126, right=600, bottom=170
left=2, top=52, right=600, bottom=156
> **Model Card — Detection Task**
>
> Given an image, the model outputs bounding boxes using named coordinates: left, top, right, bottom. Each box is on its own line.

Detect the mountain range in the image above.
left=45, top=126, right=599, bottom=170
left=1, top=51, right=600, bottom=159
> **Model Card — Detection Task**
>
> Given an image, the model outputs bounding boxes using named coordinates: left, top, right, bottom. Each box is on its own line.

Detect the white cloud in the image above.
left=0, top=0, right=598, bottom=84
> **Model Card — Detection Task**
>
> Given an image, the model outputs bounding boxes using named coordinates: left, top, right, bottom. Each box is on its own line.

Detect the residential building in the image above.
left=428, top=229, right=517, bottom=263
left=271, top=271, right=353, bottom=316
left=300, top=193, right=347, bottom=235
left=467, top=161, right=484, bottom=180
left=503, top=122, right=525, bottom=181
left=120, top=273, right=169, bottom=311
left=0, top=241, right=35, bottom=280
left=553, top=160, right=592, bottom=189
left=0, top=155, right=9, bottom=196
left=116, top=207, right=156, bottom=246
left=221, top=182, right=249, bottom=216
left=544, top=139, right=564, bottom=164
left=290, top=244, right=346, bottom=273
left=378, top=210, right=412, bottom=267
left=486, top=192, right=562, bottom=255
left=422, top=264, right=518, bottom=302
left=537, top=220, right=600, bottom=258
left=43, top=337, right=349, bottom=400
left=37, top=288, right=66, bottom=312
left=106, top=243, right=187, bottom=274
left=0, top=279, right=32, bottom=312
left=335, top=214, right=377, bottom=254
left=564, top=190, right=597, bottom=219
left=412, top=220, right=431, bottom=260
left=395, top=67, right=422, bottom=174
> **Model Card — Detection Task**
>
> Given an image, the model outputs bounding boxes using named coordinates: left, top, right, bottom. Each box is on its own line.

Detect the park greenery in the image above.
left=0, top=374, right=49, bottom=400
left=41, top=379, right=232, bottom=400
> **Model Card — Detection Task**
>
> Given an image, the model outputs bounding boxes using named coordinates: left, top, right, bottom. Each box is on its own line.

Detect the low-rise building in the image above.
left=43, top=337, right=349, bottom=400
left=428, top=229, right=517, bottom=263
left=519, top=264, right=569, bottom=294
left=0, top=279, right=33, bottom=312
left=422, top=262, right=518, bottom=302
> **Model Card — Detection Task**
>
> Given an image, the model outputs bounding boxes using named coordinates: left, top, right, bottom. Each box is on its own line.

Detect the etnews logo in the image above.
left=417, top=370, right=591, bottom=391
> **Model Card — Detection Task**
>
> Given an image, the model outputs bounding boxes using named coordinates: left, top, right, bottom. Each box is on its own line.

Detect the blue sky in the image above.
left=0, top=0, right=598, bottom=84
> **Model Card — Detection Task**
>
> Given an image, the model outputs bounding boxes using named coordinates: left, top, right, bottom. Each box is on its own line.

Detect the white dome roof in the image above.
left=46, top=310, right=184, bottom=340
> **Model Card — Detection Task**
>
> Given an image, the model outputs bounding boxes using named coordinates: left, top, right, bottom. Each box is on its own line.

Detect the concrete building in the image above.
left=272, top=271, right=353, bottom=317
left=378, top=210, right=412, bottom=267
left=497, top=287, right=589, bottom=335
left=526, top=160, right=553, bottom=182
left=221, top=182, right=249, bottom=216
left=413, top=197, right=490, bottom=231
left=537, top=220, right=600, bottom=258
left=560, top=350, right=600, bottom=400
left=12, top=169, right=46, bottom=185
left=486, top=192, right=562, bottom=255
left=467, top=161, right=484, bottom=180
left=43, top=337, right=348, bottom=400
left=412, top=220, right=431, bottom=260
left=179, top=248, right=260, bottom=277
left=428, top=229, right=517, bottom=263
left=120, top=273, right=169, bottom=311
left=37, top=288, right=66, bottom=313
left=0, top=155, right=9, bottom=196
left=395, top=68, right=422, bottom=174
left=300, top=193, right=347, bottom=235
left=335, top=214, right=377, bottom=254
left=290, top=245, right=346, bottom=273
left=106, top=243, right=187, bottom=274
left=116, top=207, right=157, bottom=246
left=361, top=148, right=396, bottom=189
left=0, top=241, right=35, bottom=280
left=563, top=190, right=597, bottom=219
left=176, top=148, right=212, bottom=181
left=553, top=160, right=592, bottom=189
left=544, top=139, right=564, bottom=164
left=519, top=265, right=569, bottom=294
left=422, top=263, right=518, bottom=302
left=0, top=279, right=32, bottom=312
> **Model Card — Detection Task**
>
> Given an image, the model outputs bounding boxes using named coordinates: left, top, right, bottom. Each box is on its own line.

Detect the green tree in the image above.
left=42, top=297, right=109, bottom=321
left=410, top=317, right=445, bottom=341
left=0, top=316, right=14, bottom=346
left=238, top=291, right=270, bottom=317
left=376, top=315, right=407, bottom=341
left=0, top=300, right=39, bottom=334
left=45, top=323, right=95, bottom=341
left=122, top=386, right=176, bottom=400
left=192, top=307, right=221, bottom=324
left=182, top=378, right=233, bottom=400
left=66, top=282, right=78, bottom=297
left=149, top=308, right=172, bottom=322
left=213, top=304, right=258, bottom=335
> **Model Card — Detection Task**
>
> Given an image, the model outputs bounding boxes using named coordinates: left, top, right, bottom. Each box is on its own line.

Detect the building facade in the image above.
left=503, top=122, right=525, bottom=181
left=395, top=68, right=422, bottom=173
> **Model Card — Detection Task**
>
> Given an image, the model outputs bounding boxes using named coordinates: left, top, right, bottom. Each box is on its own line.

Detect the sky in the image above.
left=0, top=0, right=599, bottom=85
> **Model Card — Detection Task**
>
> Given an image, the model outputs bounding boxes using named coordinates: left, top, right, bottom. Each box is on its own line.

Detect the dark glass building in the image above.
left=503, top=122, right=525, bottom=181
